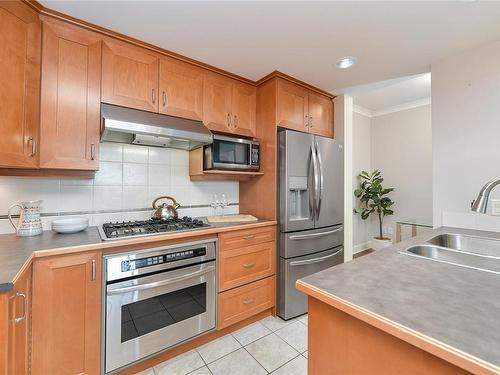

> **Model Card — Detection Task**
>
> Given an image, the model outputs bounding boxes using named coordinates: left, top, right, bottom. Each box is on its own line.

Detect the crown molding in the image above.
left=353, top=97, right=431, bottom=118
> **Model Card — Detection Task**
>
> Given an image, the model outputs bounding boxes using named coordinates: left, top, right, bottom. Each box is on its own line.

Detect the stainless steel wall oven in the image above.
left=103, top=239, right=217, bottom=373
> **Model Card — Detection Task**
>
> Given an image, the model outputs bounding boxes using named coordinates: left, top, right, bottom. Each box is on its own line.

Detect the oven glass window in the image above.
left=214, top=140, right=249, bottom=165
left=121, top=283, right=207, bottom=342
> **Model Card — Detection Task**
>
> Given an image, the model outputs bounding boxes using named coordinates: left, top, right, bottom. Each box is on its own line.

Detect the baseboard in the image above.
left=353, top=241, right=371, bottom=254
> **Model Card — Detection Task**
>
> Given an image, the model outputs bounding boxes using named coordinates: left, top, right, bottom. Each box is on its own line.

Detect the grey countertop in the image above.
left=299, top=226, right=500, bottom=370
left=0, top=219, right=275, bottom=293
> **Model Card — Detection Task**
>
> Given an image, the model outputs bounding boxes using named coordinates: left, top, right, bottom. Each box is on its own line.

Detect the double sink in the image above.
left=401, top=233, right=500, bottom=275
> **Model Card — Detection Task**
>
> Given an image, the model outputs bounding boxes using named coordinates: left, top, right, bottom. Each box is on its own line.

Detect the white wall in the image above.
left=370, top=105, right=433, bottom=237
left=352, top=111, right=372, bottom=250
left=0, top=142, right=239, bottom=234
left=432, top=40, right=500, bottom=228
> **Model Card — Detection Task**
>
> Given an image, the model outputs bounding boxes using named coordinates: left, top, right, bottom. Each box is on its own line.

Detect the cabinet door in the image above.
left=232, top=82, right=256, bottom=137
left=203, top=73, right=233, bottom=133
left=39, top=20, right=101, bottom=170
left=0, top=3, right=40, bottom=168
left=159, top=57, right=203, bottom=121
left=102, top=40, right=159, bottom=112
left=276, top=79, right=309, bottom=132
left=7, top=267, right=31, bottom=375
left=32, top=251, right=101, bottom=375
left=308, top=91, right=333, bottom=137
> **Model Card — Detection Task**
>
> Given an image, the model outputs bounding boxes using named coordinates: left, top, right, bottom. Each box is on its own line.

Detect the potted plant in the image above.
left=354, top=170, right=395, bottom=250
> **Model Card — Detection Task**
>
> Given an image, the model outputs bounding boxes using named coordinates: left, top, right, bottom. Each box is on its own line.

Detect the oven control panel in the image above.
left=121, top=248, right=207, bottom=272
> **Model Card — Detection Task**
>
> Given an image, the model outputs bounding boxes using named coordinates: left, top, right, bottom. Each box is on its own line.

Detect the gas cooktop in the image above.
left=98, top=217, right=211, bottom=241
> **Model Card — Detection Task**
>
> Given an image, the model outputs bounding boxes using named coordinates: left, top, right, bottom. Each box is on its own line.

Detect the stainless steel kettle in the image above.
left=151, top=196, right=180, bottom=221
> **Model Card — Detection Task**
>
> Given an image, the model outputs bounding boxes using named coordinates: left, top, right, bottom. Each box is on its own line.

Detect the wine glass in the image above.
left=211, top=194, right=219, bottom=216
left=220, top=193, right=228, bottom=217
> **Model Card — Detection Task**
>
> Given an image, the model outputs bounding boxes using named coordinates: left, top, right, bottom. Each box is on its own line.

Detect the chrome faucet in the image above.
left=471, top=179, right=500, bottom=213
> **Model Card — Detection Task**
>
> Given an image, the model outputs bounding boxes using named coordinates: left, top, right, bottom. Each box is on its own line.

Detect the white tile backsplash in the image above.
left=0, top=142, right=239, bottom=234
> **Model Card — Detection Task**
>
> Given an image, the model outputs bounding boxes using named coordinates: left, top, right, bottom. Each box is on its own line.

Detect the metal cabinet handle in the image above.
left=227, top=113, right=232, bottom=128
left=28, top=137, right=36, bottom=157
left=242, top=235, right=255, bottom=240
left=289, top=226, right=343, bottom=240
left=13, top=292, right=27, bottom=324
left=92, top=259, right=96, bottom=281
left=242, top=262, right=255, bottom=269
left=304, top=114, right=308, bottom=127
left=290, top=248, right=343, bottom=267
left=90, top=144, right=96, bottom=161
left=234, top=114, right=238, bottom=128
left=152, top=88, right=156, bottom=103
left=309, top=115, right=313, bottom=127
left=162, top=91, right=167, bottom=107
left=108, top=266, right=215, bottom=295
left=242, top=298, right=254, bottom=305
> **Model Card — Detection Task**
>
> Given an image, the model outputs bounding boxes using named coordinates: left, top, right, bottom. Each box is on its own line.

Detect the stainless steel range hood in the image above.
left=101, top=104, right=213, bottom=150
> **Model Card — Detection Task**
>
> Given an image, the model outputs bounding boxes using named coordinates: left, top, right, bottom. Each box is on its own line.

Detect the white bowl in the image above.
left=52, top=218, right=89, bottom=234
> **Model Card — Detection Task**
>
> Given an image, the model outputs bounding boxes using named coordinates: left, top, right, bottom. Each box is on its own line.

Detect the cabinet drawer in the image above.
left=219, top=241, right=275, bottom=292
left=218, top=276, right=275, bottom=329
left=219, top=226, right=275, bottom=251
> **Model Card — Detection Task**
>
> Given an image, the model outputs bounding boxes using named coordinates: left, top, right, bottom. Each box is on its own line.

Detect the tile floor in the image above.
left=135, top=314, right=308, bottom=375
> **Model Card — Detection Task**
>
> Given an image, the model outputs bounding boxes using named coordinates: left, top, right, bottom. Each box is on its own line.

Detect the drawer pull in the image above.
left=242, top=262, right=256, bottom=269
left=242, top=298, right=255, bottom=305
left=243, top=235, right=256, bottom=240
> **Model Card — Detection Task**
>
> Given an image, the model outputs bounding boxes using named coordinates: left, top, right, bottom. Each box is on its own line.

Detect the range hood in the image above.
left=101, top=104, right=213, bottom=150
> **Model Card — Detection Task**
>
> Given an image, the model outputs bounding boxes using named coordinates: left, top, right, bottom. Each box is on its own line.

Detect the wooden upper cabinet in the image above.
left=0, top=2, right=40, bottom=168
left=159, top=57, right=203, bottom=121
left=203, top=73, right=233, bottom=133
left=32, top=251, right=101, bottom=375
left=232, top=82, right=256, bottom=137
left=102, top=40, right=159, bottom=112
left=277, top=79, right=309, bottom=132
left=39, top=20, right=102, bottom=170
left=308, top=91, right=333, bottom=137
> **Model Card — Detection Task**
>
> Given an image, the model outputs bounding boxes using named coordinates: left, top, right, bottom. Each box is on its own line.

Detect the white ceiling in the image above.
left=352, top=73, right=431, bottom=112
left=41, top=1, right=500, bottom=93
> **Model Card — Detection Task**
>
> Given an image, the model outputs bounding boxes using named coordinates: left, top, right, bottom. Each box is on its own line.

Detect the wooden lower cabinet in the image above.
left=218, top=276, right=275, bottom=329
left=31, top=251, right=101, bottom=375
left=218, top=241, right=275, bottom=292
left=219, top=226, right=275, bottom=251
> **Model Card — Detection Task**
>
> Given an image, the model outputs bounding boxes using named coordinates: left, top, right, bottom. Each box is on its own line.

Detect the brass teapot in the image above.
left=151, top=196, right=180, bottom=221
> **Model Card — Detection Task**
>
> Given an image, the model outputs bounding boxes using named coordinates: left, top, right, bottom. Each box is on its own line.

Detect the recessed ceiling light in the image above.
left=336, top=56, right=358, bottom=69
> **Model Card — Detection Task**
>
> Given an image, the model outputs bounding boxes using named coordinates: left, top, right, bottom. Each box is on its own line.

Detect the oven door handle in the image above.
left=107, top=265, right=215, bottom=295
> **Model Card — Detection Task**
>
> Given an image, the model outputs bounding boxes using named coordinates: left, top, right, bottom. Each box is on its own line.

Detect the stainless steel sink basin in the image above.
left=427, top=233, right=500, bottom=256
left=403, top=244, right=500, bottom=275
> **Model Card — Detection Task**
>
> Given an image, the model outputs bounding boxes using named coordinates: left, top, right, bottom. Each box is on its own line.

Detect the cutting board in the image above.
left=207, top=214, right=258, bottom=223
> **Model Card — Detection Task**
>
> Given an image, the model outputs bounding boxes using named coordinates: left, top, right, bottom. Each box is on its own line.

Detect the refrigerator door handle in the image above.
left=315, top=140, right=324, bottom=220
left=310, top=141, right=319, bottom=220
left=289, top=226, right=343, bottom=240
left=289, top=248, right=343, bottom=266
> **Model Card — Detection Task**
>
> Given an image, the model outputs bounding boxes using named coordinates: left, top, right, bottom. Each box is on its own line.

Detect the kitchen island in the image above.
left=297, top=227, right=500, bottom=375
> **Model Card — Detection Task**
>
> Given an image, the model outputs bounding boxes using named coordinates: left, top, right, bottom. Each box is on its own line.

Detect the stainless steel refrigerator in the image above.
left=277, top=129, right=344, bottom=320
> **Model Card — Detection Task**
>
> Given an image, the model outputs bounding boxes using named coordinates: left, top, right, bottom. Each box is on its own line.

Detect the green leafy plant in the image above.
left=354, top=170, right=395, bottom=240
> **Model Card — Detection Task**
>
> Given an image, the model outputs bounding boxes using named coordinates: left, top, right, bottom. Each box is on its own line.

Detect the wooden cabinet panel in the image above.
left=39, top=20, right=101, bottom=170
left=219, top=226, right=275, bottom=251
left=32, top=251, right=101, bottom=375
left=0, top=3, right=40, bottom=168
left=308, top=91, right=333, bottom=137
left=219, top=241, right=276, bottom=292
left=218, top=276, right=275, bottom=329
left=203, top=73, right=232, bottom=133
left=277, top=79, right=309, bottom=132
left=6, top=267, right=31, bottom=375
left=102, top=40, right=159, bottom=112
left=232, top=82, right=256, bottom=137
left=159, top=57, right=203, bottom=121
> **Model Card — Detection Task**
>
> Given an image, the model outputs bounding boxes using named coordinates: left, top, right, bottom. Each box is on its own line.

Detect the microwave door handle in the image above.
left=315, top=141, right=323, bottom=220
left=107, top=265, right=215, bottom=295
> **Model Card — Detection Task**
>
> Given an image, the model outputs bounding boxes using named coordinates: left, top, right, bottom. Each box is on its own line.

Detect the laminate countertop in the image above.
left=297, top=226, right=500, bottom=375
left=0, top=219, right=276, bottom=293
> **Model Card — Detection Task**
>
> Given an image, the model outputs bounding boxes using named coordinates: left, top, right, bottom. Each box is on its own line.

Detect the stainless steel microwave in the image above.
left=203, top=135, right=260, bottom=171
